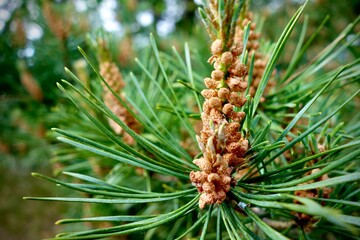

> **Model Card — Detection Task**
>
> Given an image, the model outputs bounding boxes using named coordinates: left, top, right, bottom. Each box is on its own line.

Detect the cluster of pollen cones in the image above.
left=190, top=38, right=250, bottom=209
left=99, top=61, right=140, bottom=145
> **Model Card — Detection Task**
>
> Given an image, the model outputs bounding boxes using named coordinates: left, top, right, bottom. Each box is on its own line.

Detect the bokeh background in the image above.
left=0, top=0, right=359, bottom=239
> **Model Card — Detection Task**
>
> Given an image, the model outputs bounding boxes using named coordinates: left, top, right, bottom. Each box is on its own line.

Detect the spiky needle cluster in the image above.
left=190, top=0, right=249, bottom=209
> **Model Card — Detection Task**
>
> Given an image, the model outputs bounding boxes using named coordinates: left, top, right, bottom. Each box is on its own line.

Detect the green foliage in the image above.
left=13, top=0, right=360, bottom=239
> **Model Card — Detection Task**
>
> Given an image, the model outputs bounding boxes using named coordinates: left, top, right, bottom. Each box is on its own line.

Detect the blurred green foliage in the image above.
left=0, top=0, right=358, bottom=239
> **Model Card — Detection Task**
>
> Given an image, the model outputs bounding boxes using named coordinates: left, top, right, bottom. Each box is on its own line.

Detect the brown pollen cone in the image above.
left=42, top=1, right=71, bottom=41
left=235, top=12, right=275, bottom=100
left=99, top=61, right=141, bottom=145
left=190, top=38, right=249, bottom=209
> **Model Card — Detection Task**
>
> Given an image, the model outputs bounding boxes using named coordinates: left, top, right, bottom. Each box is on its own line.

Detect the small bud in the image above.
left=237, top=112, right=246, bottom=121
left=194, top=157, right=212, bottom=173
left=254, top=59, right=266, bottom=68
left=231, top=61, right=247, bottom=76
left=226, top=122, right=240, bottom=134
left=211, top=39, right=223, bottom=55
left=250, top=22, right=256, bottom=30
left=211, top=69, right=224, bottom=81
left=227, top=77, right=241, bottom=92
left=226, top=142, right=241, bottom=154
left=239, top=81, right=248, bottom=91
left=231, top=43, right=243, bottom=56
left=218, top=88, right=230, bottom=99
left=202, top=100, right=212, bottom=114
left=201, top=89, right=218, bottom=99
left=199, top=195, right=208, bottom=209
left=230, top=111, right=245, bottom=122
left=209, top=108, right=225, bottom=125
left=201, top=130, right=211, bottom=144
left=222, top=103, right=233, bottom=115
left=240, top=139, right=249, bottom=152
left=249, top=32, right=257, bottom=40
left=208, top=173, right=220, bottom=183
left=252, top=42, right=260, bottom=50
left=242, top=19, right=249, bottom=27
left=204, top=77, right=218, bottom=89
left=208, top=97, right=223, bottom=110
left=222, top=176, right=231, bottom=185
left=189, top=171, right=206, bottom=183
left=217, top=189, right=227, bottom=201
left=221, top=52, right=233, bottom=66
left=255, top=52, right=262, bottom=59
left=226, top=154, right=244, bottom=166
left=202, top=181, right=215, bottom=193
left=229, top=92, right=246, bottom=107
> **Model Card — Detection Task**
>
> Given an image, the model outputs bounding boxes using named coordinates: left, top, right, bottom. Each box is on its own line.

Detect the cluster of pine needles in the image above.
left=25, top=0, right=360, bottom=239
